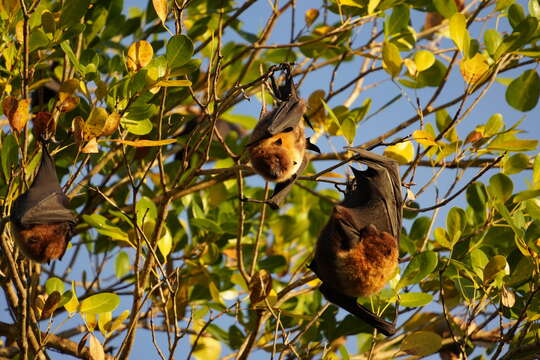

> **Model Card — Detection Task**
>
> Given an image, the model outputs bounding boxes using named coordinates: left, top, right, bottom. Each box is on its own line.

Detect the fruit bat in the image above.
left=309, top=149, right=402, bottom=336
left=10, top=142, right=76, bottom=263
left=247, top=63, right=320, bottom=209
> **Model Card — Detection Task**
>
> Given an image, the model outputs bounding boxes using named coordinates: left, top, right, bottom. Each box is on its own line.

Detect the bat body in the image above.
left=247, top=64, right=319, bottom=208
left=10, top=143, right=76, bottom=263
left=310, top=149, right=402, bottom=336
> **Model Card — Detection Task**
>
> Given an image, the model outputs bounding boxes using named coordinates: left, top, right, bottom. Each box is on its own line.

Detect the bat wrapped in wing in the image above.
left=247, top=63, right=320, bottom=209
left=10, top=142, right=77, bottom=263
left=309, top=149, right=402, bottom=336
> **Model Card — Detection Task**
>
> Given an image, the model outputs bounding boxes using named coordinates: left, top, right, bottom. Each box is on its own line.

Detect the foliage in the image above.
left=0, top=0, right=539, bottom=359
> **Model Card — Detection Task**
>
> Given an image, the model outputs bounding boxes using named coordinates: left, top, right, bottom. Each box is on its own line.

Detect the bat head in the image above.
left=12, top=222, right=73, bottom=263
left=269, top=63, right=297, bottom=102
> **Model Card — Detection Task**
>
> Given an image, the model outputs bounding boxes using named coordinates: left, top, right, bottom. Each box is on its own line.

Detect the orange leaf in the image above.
left=32, top=111, right=55, bottom=138
left=3, top=96, right=30, bottom=133
left=126, top=40, right=154, bottom=72
left=107, top=139, right=177, bottom=147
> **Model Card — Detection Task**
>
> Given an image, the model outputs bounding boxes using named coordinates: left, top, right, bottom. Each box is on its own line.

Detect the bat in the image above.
left=309, top=149, right=402, bottom=336
left=247, top=63, right=320, bottom=209
left=10, top=142, right=77, bottom=263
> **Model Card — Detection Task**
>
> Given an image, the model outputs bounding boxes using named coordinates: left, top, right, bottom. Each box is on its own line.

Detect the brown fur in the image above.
left=12, top=223, right=71, bottom=263
left=314, top=207, right=398, bottom=298
left=248, top=126, right=305, bottom=182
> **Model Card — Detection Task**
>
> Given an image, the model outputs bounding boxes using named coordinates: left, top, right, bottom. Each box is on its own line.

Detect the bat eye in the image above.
left=28, top=237, right=38, bottom=244
left=282, top=127, right=293, bottom=133
left=273, top=138, right=282, bottom=146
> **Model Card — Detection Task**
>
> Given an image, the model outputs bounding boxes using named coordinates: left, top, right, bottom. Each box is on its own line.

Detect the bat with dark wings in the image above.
left=309, top=149, right=402, bottom=336
left=247, top=63, right=320, bottom=209
left=9, top=141, right=77, bottom=263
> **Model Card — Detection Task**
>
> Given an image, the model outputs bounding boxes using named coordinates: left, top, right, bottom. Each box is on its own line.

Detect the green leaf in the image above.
left=382, top=41, right=402, bottom=77
left=399, top=292, right=433, bottom=307
left=368, top=0, right=381, bottom=13
left=508, top=3, right=526, bottom=29
left=45, top=277, right=65, bottom=295
left=220, top=112, right=257, bottom=129
left=502, top=153, right=530, bottom=175
left=530, top=0, right=540, bottom=18
left=447, top=207, right=466, bottom=236
left=488, top=173, right=514, bottom=202
left=433, top=0, right=458, bottom=18
left=484, top=113, right=504, bottom=136
left=80, top=293, right=120, bottom=315
left=488, top=133, right=538, bottom=152
left=401, top=331, right=442, bottom=356
left=121, top=118, right=153, bottom=135
left=449, top=13, right=470, bottom=56
left=1, top=135, right=17, bottom=182
left=514, top=189, right=540, bottom=202
left=385, top=5, right=409, bottom=36
left=166, top=35, right=194, bottom=69
left=484, top=29, right=503, bottom=56
left=483, top=255, right=509, bottom=282
left=60, top=0, right=90, bottom=29
left=60, top=41, right=85, bottom=75
left=466, top=182, right=488, bottom=212
left=505, top=70, right=540, bottom=112
left=29, top=29, right=50, bottom=52
left=136, top=196, right=158, bottom=224
left=414, top=50, right=435, bottom=72
left=115, top=251, right=130, bottom=279
left=398, top=251, right=438, bottom=288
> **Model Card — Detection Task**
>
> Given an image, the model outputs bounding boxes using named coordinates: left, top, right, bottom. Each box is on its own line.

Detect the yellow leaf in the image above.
left=460, top=53, right=489, bottom=84
left=64, top=281, right=79, bottom=314
left=154, top=79, right=192, bottom=87
left=413, top=129, right=438, bottom=147
left=304, top=8, right=319, bottom=26
left=152, top=0, right=168, bottom=24
left=414, top=50, right=435, bottom=72
left=86, top=107, right=109, bottom=138
left=126, top=40, right=154, bottom=72
left=321, top=172, right=345, bottom=178
left=449, top=13, right=470, bottom=55
left=107, top=139, right=177, bottom=147
left=383, top=141, right=415, bottom=164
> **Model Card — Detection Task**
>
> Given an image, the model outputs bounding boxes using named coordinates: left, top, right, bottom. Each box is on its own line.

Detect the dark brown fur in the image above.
left=12, top=223, right=71, bottom=263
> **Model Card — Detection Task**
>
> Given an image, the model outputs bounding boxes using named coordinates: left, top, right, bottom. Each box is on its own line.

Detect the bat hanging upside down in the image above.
left=247, top=63, right=320, bottom=209
left=10, top=142, right=76, bottom=263
left=309, top=149, right=403, bottom=336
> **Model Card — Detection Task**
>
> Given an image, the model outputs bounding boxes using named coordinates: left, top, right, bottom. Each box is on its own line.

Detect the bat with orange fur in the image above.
left=247, top=63, right=319, bottom=209
left=10, top=142, right=76, bottom=263
left=309, top=149, right=402, bottom=336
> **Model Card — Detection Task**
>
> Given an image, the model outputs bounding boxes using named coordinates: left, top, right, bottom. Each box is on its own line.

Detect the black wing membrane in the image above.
left=346, top=149, right=402, bottom=240
left=11, top=144, right=76, bottom=227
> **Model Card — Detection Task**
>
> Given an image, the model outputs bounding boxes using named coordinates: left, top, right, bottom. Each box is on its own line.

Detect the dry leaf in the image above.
left=41, top=290, right=61, bottom=319
left=249, top=269, right=272, bottom=304
left=58, top=92, right=80, bottom=113
left=88, top=334, right=105, bottom=360
left=82, top=138, right=99, bottom=153
left=33, top=111, right=55, bottom=138
left=85, top=107, right=109, bottom=138
left=78, top=333, right=90, bottom=355
left=72, top=116, right=86, bottom=145
left=3, top=96, right=30, bottom=133
left=101, top=112, right=120, bottom=136
left=403, top=58, right=417, bottom=76
left=305, top=8, right=319, bottom=26
left=501, top=286, right=515, bottom=307
left=126, top=40, right=154, bottom=72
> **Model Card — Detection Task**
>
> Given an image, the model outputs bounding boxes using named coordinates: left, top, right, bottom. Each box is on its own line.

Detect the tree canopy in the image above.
left=0, top=0, right=539, bottom=359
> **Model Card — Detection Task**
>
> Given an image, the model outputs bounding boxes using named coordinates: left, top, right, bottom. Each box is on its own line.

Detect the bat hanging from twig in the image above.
left=246, top=63, right=320, bottom=209
left=9, top=141, right=77, bottom=263
left=309, top=149, right=403, bottom=336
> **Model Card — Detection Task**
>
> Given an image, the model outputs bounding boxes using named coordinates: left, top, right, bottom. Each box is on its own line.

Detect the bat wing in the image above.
left=317, top=279, right=396, bottom=336
left=267, top=155, right=308, bottom=209
left=347, top=149, right=403, bottom=240
left=248, top=97, right=306, bottom=146
left=10, top=145, right=76, bottom=226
